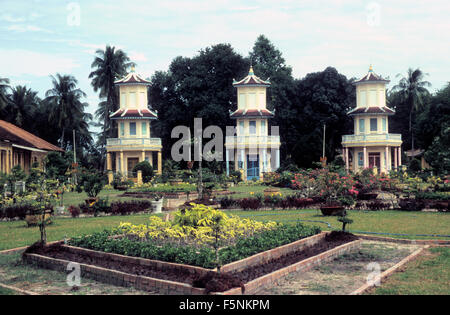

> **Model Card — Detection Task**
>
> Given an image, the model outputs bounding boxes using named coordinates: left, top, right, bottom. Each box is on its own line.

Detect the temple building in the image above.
left=341, top=66, right=402, bottom=174
left=0, top=120, right=63, bottom=174
left=224, top=66, right=281, bottom=181
left=106, top=67, right=162, bottom=184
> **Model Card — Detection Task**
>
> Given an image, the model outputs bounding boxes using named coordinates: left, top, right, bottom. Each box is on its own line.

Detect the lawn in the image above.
left=1, top=207, right=449, bottom=251
left=227, top=184, right=296, bottom=199
left=61, top=189, right=138, bottom=207
left=367, top=246, right=450, bottom=295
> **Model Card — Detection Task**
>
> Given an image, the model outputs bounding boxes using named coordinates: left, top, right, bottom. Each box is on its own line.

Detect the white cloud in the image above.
left=0, top=49, right=80, bottom=77
left=0, top=13, right=25, bottom=23
left=6, top=24, right=52, bottom=33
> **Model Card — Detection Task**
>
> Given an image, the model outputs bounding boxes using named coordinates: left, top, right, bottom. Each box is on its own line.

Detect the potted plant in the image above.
left=169, top=176, right=183, bottom=186
left=151, top=193, right=164, bottom=213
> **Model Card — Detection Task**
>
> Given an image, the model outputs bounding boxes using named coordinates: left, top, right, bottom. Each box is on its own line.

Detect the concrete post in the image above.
left=157, top=151, right=162, bottom=175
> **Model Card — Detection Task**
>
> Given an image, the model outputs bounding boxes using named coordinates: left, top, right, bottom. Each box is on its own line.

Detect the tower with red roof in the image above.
left=106, top=67, right=162, bottom=184
left=225, top=66, right=281, bottom=181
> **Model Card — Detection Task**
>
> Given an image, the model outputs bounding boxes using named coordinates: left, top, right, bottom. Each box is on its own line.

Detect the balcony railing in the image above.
left=106, top=137, right=162, bottom=147
left=342, top=133, right=402, bottom=144
left=225, top=135, right=281, bottom=148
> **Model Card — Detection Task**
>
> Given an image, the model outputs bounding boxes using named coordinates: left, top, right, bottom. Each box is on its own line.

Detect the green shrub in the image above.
left=133, top=161, right=154, bottom=183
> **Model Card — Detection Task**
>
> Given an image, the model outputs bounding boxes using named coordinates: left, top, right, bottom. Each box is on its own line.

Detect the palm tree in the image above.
left=392, top=68, right=431, bottom=151
left=45, top=74, right=87, bottom=149
left=6, top=85, right=40, bottom=128
left=88, top=45, right=134, bottom=146
left=0, top=77, right=10, bottom=113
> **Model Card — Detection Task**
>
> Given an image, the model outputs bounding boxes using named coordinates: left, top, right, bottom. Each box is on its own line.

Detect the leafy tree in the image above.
left=293, top=67, right=355, bottom=167
left=391, top=68, right=431, bottom=151
left=44, top=151, right=71, bottom=179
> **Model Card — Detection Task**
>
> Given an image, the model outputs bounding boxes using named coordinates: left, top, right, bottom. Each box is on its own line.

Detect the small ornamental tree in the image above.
left=133, top=161, right=154, bottom=183
left=337, top=215, right=353, bottom=232
left=77, top=170, right=106, bottom=198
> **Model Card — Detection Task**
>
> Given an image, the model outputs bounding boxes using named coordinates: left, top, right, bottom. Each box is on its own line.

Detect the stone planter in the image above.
left=263, top=187, right=280, bottom=197
left=320, top=206, right=346, bottom=216
left=55, top=206, right=65, bottom=215
left=151, top=199, right=163, bottom=213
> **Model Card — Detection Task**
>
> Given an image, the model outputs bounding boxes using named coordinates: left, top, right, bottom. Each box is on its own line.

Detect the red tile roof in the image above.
left=110, top=108, right=157, bottom=119
left=114, top=72, right=151, bottom=86
left=354, top=69, right=389, bottom=85
left=233, top=67, right=271, bottom=87
left=0, top=120, right=64, bottom=152
left=348, top=106, right=395, bottom=115
left=230, top=108, right=274, bottom=118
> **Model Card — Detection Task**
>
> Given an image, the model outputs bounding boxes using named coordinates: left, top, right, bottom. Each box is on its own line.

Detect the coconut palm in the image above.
left=6, top=85, right=40, bottom=128
left=392, top=68, right=431, bottom=150
left=0, top=77, right=10, bottom=113
left=88, top=45, right=134, bottom=145
left=45, top=74, right=87, bottom=149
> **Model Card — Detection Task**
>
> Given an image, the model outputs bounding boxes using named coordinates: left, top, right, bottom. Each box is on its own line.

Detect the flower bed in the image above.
left=23, top=231, right=361, bottom=295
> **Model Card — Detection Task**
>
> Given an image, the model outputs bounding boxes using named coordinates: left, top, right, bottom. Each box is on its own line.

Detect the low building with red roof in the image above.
left=0, top=120, right=63, bottom=174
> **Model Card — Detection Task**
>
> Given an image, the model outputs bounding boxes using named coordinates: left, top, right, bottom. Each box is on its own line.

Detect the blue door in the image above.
left=247, top=155, right=259, bottom=181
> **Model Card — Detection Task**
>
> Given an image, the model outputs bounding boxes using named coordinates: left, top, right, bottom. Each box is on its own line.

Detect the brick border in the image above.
left=0, top=282, right=38, bottom=295
left=21, top=233, right=362, bottom=295
left=220, top=232, right=327, bottom=273
left=350, top=245, right=430, bottom=295
left=356, top=234, right=450, bottom=245
left=217, top=239, right=363, bottom=295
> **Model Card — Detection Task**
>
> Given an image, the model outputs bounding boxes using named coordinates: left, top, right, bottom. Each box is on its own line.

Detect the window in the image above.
left=239, top=121, right=244, bottom=135
left=129, top=122, right=136, bottom=135
left=249, top=121, right=256, bottom=134
left=129, top=92, right=136, bottom=107
left=359, top=119, right=365, bottom=133
left=261, top=120, right=266, bottom=135
left=239, top=94, right=246, bottom=108
left=382, top=118, right=387, bottom=132
left=120, top=122, right=125, bottom=136
left=370, top=118, right=378, bottom=132
left=248, top=93, right=256, bottom=107
left=120, top=93, right=126, bottom=107
left=360, top=90, right=366, bottom=107
left=358, top=152, right=364, bottom=166
left=142, top=122, right=147, bottom=135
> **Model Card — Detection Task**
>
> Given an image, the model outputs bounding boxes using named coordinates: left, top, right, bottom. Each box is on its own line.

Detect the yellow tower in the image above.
left=106, top=67, right=162, bottom=184
left=225, top=66, right=281, bottom=181
left=342, top=66, right=402, bottom=173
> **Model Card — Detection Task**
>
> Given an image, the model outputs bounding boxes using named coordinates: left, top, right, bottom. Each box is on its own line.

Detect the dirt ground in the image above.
left=0, top=241, right=421, bottom=295
left=255, top=241, right=421, bottom=295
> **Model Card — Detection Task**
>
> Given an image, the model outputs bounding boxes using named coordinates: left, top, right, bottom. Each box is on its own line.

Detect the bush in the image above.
left=77, top=170, right=106, bottom=198
left=238, top=198, right=262, bottom=210
left=398, top=199, right=425, bottom=211
left=109, top=200, right=152, bottom=215
left=133, top=161, right=154, bottom=183
left=68, top=205, right=80, bottom=218
left=218, top=196, right=237, bottom=209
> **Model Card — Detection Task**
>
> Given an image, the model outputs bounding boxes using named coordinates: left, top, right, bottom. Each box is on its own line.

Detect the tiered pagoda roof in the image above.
left=232, top=66, right=271, bottom=87
left=110, top=108, right=157, bottom=120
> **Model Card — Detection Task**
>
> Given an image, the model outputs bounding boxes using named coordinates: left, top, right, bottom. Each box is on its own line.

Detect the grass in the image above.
left=0, top=213, right=161, bottom=251
left=367, top=246, right=450, bottom=295
left=0, top=286, right=16, bottom=295
left=228, top=209, right=450, bottom=240
left=227, top=184, right=295, bottom=199
left=61, top=189, right=138, bottom=207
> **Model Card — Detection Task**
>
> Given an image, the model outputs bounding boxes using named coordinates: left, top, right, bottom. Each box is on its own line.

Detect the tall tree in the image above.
left=391, top=68, right=431, bottom=151
left=45, top=74, right=88, bottom=149
left=249, top=35, right=297, bottom=164
left=293, top=67, right=355, bottom=167
left=89, top=45, right=134, bottom=147
left=5, top=85, right=40, bottom=128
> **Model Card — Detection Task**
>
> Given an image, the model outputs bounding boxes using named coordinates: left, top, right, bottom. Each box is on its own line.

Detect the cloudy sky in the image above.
left=1, top=0, right=449, bottom=122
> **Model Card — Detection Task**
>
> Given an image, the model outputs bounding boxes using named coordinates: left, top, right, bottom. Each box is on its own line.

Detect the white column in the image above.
left=385, top=146, right=390, bottom=172
left=276, top=149, right=280, bottom=170
left=363, top=147, right=367, bottom=168
left=394, top=147, right=398, bottom=170
left=398, top=146, right=402, bottom=167
left=262, top=148, right=267, bottom=172
left=344, top=148, right=349, bottom=172
left=225, top=149, right=229, bottom=176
